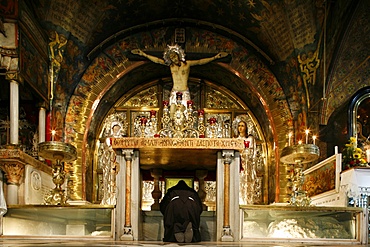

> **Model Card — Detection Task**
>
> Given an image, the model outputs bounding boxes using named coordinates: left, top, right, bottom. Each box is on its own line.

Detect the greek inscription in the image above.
left=112, top=138, right=244, bottom=150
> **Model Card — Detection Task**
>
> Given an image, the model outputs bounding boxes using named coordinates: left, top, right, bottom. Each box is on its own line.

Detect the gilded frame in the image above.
left=303, top=153, right=342, bottom=199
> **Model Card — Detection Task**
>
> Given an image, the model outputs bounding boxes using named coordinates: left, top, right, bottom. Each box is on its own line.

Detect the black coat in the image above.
left=160, top=180, right=203, bottom=242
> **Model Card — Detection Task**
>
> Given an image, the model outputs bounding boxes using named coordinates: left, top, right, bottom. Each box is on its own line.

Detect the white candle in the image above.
left=312, top=135, right=317, bottom=145
left=305, top=129, right=309, bottom=144
left=51, top=130, right=56, bottom=141
left=366, top=150, right=370, bottom=163
left=335, top=146, right=338, bottom=154
left=298, top=140, right=302, bottom=145
left=288, top=132, right=292, bottom=146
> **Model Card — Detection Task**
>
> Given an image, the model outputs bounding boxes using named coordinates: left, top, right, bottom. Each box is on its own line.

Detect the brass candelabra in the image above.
left=39, top=141, right=77, bottom=205
left=280, top=144, right=319, bottom=206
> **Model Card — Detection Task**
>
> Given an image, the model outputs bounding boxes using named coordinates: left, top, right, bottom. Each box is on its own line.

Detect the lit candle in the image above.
left=312, top=135, right=317, bottom=145
left=305, top=129, right=309, bottom=144
left=288, top=132, right=292, bottom=146
left=51, top=130, right=56, bottom=141
left=298, top=140, right=302, bottom=145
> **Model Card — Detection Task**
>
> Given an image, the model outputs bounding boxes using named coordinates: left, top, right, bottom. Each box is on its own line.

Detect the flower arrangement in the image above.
left=342, top=137, right=368, bottom=170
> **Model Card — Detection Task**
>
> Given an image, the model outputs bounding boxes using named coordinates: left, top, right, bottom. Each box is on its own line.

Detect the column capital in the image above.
left=5, top=72, right=23, bottom=84
left=122, top=149, right=134, bottom=161
left=222, top=150, right=235, bottom=164
left=0, top=161, right=25, bottom=185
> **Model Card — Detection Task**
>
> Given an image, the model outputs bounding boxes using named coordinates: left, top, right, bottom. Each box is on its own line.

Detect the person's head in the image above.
left=163, top=44, right=185, bottom=65
left=238, top=121, right=248, bottom=137
left=169, top=51, right=180, bottom=65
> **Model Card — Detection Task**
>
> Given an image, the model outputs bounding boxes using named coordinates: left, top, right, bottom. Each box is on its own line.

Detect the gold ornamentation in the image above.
left=112, top=137, right=245, bottom=150
left=0, top=162, right=24, bottom=185
left=38, top=141, right=77, bottom=205
left=280, top=144, right=319, bottom=207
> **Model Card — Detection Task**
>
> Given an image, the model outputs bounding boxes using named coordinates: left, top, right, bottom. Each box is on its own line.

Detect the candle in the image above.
left=298, top=140, right=302, bottom=145
left=312, top=135, right=317, bottom=145
left=288, top=132, right=292, bottom=146
left=305, top=129, right=309, bottom=144
left=366, top=149, right=370, bottom=163
left=51, top=130, right=56, bottom=141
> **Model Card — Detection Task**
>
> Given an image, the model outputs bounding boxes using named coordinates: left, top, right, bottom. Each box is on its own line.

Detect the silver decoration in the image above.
left=163, top=44, right=186, bottom=66
left=232, top=114, right=262, bottom=205
left=99, top=140, right=118, bottom=205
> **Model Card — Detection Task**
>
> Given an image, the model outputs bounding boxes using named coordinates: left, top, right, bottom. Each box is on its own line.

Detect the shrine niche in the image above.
left=94, top=78, right=268, bottom=209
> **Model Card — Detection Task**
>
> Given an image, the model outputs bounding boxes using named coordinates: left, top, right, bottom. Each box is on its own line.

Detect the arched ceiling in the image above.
left=13, top=0, right=365, bottom=162
left=29, top=0, right=324, bottom=63
left=17, top=0, right=365, bottom=128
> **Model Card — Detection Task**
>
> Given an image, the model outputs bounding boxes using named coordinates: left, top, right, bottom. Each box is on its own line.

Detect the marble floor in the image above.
left=0, top=240, right=368, bottom=247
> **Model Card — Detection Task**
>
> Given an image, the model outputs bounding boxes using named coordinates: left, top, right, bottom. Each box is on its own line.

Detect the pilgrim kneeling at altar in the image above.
left=160, top=180, right=203, bottom=243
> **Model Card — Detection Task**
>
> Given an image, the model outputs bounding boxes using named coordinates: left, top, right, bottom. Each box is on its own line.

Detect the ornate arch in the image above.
left=64, top=27, right=292, bottom=201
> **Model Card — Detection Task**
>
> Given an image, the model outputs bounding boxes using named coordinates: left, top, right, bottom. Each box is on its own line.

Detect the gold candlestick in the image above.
left=280, top=144, right=319, bottom=206
left=39, top=141, right=77, bottom=205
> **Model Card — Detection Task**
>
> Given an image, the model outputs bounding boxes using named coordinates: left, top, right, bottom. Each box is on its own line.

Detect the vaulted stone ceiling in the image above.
left=20, top=0, right=365, bottom=127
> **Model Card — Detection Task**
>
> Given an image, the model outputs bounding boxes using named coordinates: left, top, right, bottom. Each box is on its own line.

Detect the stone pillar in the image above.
left=0, top=162, right=24, bottom=205
left=221, top=150, right=234, bottom=242
left=9, top=79, right=19, bottom=145
left=196, top=169, right=208, bottom=211
left=121, top=149, right=134, bottom=240
left=150, top=168, right=162, bottom=211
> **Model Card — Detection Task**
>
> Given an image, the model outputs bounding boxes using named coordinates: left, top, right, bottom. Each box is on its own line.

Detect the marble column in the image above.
left=9, top=80, right=19, bottom=145
left=221, top=150, right=234, bottom=242
left=150, top=168, right=162, bottom=211
left=121, top=149, right=134, bottom=240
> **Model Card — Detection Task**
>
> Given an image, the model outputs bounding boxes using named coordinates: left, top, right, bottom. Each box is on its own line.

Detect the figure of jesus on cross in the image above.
left=132, top=45, right=228, bottom=116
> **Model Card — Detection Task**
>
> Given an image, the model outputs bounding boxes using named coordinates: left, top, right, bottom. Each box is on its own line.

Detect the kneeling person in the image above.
left=160, top=180, right=203, bottom=243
